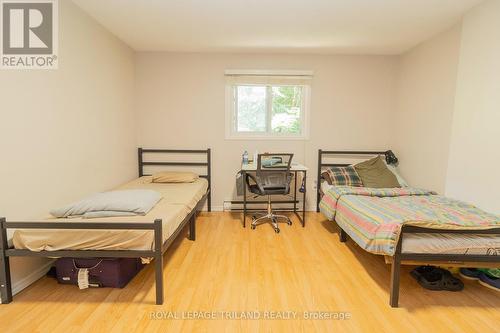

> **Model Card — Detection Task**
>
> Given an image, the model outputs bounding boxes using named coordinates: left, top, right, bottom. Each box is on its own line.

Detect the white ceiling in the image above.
left=72, top=0, right=483, bottom=55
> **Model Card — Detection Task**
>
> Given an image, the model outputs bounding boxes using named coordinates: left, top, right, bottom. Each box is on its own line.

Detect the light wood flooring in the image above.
left=0, top=212, right=498, bottom=332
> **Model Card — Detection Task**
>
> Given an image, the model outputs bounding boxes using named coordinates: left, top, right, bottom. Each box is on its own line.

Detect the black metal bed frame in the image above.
left=0, top=148, right=211, bottom=305
left=317, top=149, right=500, bottom=307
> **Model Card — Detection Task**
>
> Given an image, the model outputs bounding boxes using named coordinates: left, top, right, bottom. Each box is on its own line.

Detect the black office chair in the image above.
left=245, top=153, right=294, bottom=233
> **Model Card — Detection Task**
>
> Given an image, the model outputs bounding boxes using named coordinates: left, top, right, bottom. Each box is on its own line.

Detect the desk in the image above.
left=240, top=163, right=308, bottom=227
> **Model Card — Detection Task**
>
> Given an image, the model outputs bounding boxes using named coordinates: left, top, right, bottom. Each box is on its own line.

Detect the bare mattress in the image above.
left=12, top=176, right=208, bottom=252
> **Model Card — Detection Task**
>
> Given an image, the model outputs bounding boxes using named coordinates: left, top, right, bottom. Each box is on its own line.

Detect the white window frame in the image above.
left=225, top=70, right=312, bottom=140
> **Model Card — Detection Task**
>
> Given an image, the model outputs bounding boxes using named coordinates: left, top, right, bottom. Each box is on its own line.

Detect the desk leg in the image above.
left=293, top=171, right=297, bottom=214
left=302, top=170, right=306, bottom=227
left=242, top=170, right=247, bottom=228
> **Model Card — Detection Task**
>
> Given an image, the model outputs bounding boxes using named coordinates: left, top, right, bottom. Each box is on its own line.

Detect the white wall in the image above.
left=445, top=0, right=500, bottom=214
left=134, top=53, right=398, bottom=210
left=393, top=24, right=462, bottom=193
left=393, top=0, right=500, bottom=214
left=0, top=0, right=136, bottom=297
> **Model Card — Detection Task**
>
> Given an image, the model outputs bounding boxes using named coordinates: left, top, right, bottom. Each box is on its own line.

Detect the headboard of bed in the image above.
left=138, top=148, right=211, bottom=211
left=316, top=150, right=398, bottom=212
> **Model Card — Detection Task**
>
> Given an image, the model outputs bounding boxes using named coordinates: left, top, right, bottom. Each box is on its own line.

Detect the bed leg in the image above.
left=390, top=236, right=403, bottom=308
left=188, top=214, right=196, bottom=241
left=0, top=218, right=12, bottom=304
left=339, top=229, right=348, bottom=243
left=155, top=255, right=164, bottom=305
left=154, top=219, right=164, bottom=305
left=390, top=257, right=401, bottom=307
left=0, top=256, right=12, bottom=304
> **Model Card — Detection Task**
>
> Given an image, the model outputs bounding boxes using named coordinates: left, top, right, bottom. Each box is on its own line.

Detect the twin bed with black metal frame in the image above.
left=0, top=148, right=211, bottom=305
left=316, top=149, right=500, bottom=307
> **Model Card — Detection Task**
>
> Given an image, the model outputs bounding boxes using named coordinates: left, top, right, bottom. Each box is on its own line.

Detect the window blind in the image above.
left=224, top=70, right=313, bottom=86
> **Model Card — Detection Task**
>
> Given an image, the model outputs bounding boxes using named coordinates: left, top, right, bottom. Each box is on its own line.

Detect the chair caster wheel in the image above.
left=275, top=228, right=280, bottom=233
left=251, top=225, right=256, bottom=230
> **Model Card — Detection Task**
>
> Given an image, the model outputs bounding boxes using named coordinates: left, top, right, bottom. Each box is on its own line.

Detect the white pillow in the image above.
left=50, top=190, right=161, bottom=218
left=321, top=181, right=334, bottom=193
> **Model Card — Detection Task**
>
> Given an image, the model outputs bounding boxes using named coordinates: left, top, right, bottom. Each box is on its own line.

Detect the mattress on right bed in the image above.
left=401, top=232, right=500, bottom=255
left=319, top=186, right=500, bottom=256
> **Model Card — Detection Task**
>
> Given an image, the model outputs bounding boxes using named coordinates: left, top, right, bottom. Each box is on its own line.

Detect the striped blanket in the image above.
left=319, top=186, right=500, bottom=256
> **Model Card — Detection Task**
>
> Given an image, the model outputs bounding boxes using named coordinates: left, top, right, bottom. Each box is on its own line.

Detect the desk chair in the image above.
left=245, top=153, right=294, bottom=233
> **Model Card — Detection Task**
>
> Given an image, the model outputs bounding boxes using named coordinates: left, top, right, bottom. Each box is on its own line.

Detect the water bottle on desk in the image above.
left=242, top=151, right=249, bottom=165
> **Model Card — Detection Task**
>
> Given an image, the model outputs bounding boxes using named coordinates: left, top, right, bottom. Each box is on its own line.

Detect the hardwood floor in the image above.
left=0, top=212, right=498, bottom=332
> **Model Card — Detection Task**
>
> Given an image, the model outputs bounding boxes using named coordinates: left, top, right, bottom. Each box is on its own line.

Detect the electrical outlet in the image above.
left=223, top=201, right=232, bottom=211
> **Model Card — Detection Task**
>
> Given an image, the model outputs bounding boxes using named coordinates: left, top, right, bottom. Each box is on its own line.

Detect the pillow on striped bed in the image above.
left=323, top=166, right=363, bottom=187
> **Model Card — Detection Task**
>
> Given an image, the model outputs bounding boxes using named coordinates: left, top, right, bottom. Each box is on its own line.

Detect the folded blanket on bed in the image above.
left=319, top=186, right=500, bottom=255
left=50, top=190, right=162, bottom=218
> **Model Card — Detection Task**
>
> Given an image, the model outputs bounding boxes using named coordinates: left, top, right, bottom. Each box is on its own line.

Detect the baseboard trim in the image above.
left=210, top=205, right=224, bottom=212
left=3, top=260, right=54, bottom=302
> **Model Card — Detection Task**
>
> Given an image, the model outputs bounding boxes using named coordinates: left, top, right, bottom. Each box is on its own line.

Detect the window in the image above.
left=225, top=70, right=312, bottom=139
